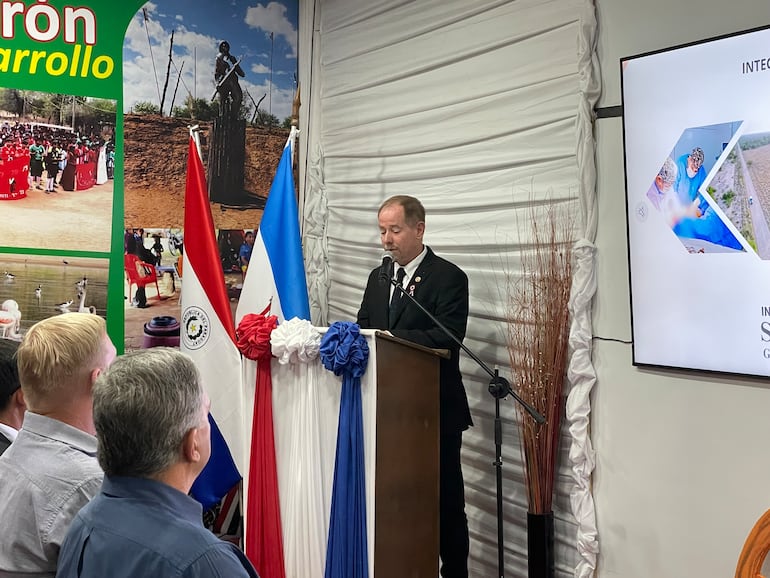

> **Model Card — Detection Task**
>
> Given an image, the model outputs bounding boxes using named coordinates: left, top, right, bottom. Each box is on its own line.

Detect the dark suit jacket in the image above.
left=0, top=431, right=11, bottom=456
left=357, top=247, right=472, bottom=434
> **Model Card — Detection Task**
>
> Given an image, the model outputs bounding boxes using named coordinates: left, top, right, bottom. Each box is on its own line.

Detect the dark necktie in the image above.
left=389, top=267, right=406, bottom=327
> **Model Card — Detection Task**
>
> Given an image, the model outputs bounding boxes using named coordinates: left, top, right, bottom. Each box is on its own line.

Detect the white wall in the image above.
left=594, top=2, right=770, bottom=576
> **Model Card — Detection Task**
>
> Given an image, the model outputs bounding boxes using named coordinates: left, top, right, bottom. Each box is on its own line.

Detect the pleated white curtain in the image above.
left=297, top=0, right=600, bottom=575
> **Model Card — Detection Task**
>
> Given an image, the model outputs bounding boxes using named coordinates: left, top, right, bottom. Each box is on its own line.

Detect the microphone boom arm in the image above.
left=389, top=277, right=545, bottom=424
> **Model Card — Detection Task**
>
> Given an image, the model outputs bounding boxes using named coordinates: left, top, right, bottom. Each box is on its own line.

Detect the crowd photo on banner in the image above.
left=0, top=89, right=117, bottom=252
left=0, top=93, right=116, bottom=201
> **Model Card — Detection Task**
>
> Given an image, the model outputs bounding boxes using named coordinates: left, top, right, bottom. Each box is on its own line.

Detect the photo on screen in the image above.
left=645, top=122, right=745, bottom=254
left=622, top=24, right=770, bottom=377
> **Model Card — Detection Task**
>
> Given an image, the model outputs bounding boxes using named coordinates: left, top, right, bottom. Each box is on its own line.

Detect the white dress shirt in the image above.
left=390, top=245, right=428, bottom=301
left=0, top=421, right=18, bottom=443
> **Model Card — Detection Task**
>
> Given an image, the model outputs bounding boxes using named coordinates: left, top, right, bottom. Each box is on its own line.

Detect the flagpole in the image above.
left=288, top=125, right=298, bottom=164
left=189, top=124, right=202, bottom=159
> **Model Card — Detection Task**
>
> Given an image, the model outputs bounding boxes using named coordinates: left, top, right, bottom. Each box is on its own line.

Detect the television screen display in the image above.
left=622, top=25, right=770, bottom=377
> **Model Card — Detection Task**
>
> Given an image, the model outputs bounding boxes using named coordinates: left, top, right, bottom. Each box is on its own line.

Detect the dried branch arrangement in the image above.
left=506, top=203, right=574, bottom=514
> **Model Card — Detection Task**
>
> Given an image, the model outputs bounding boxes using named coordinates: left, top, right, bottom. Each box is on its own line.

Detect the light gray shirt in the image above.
left=0, top=412, right=103, bottom=577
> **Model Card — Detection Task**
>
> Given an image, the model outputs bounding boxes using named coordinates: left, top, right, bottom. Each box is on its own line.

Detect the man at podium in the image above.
left=357, top=195, right=471, bottom=578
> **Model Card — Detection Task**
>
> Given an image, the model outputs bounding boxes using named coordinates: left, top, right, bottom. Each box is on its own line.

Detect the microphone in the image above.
left=378, top=253, right=393, bottom=286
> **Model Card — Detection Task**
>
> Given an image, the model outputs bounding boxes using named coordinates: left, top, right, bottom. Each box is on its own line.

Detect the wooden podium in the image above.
left=372, top=331, right=447, bottom=577
left=270, top=328, right=448, bottom=578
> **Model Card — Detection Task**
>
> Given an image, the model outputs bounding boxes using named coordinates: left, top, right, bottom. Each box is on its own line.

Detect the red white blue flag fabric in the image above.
left=236, top=126, right=310, bottom=324
left=235, top=126, right=309, bottom=575
left=180, top=131, right=244, bottom=501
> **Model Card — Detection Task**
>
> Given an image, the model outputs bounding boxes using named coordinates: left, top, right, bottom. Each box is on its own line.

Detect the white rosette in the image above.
left=271, top=317, right=321, bottom=365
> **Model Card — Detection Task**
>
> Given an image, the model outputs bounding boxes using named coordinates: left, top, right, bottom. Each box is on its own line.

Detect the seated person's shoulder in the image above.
left=189, top=539, right=257, bottom=577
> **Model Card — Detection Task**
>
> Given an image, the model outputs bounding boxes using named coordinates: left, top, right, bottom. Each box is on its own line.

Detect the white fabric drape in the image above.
left=565, top=2, right=601, bottom=577
left=271, top=320, right=326, bottom=578
left=298, top=0, right=601, bottom=574
left=272, top=326, right=379, bottom=578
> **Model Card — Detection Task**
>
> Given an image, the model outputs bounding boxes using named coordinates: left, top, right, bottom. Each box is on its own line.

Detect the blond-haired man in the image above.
left=0, top=313, right=116, bottom=577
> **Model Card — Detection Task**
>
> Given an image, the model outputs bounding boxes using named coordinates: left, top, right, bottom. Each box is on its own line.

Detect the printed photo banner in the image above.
left=0, top=0, right=299, bottom=347
left=0, top=0, right=301, bottom=566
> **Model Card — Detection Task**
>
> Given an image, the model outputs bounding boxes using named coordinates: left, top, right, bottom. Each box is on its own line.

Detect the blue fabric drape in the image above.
left=320, top=322, right=369, bottom=578
left=190, top=414, right=241, bottom=510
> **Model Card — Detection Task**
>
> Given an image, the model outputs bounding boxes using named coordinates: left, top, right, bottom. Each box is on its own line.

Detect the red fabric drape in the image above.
left=237, top=312, right=286, bottom=578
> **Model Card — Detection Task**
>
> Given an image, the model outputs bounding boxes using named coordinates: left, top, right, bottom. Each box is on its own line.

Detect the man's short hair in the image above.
left=689, top=147, right=705, bottom=169
left=379, top=195, right=426, bottom=227
left=0, top=339, right=20, bottom=412
left=17, top=313, right=107, bottom=408
left=93, top=348, right=204, bottom=478
left=658, top=157, right=678, bottom=185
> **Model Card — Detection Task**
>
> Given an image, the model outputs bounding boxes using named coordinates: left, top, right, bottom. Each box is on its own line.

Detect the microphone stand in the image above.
left=388, top=275, right=544, bottom=578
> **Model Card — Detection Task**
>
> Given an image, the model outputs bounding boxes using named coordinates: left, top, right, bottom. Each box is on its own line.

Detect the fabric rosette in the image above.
left=271, top=317, right=321, bottom=365
left=237, top=311, right=278, bottom=362
left=319, top=321, right=369, bottom=379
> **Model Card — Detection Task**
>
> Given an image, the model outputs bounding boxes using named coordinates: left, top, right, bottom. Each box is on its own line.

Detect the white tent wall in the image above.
left=297, top=0, right=770, bottom=576
left=593, top=2, right=770, bottom=578
left=297, top=0, right=597, bottom=576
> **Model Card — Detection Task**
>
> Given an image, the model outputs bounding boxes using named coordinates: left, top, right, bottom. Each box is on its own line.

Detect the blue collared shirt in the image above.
left=56, top=476, right=258, bottom=578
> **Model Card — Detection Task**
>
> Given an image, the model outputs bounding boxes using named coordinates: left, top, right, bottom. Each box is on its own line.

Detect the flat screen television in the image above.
left=621, top=24, right=770, bottom=378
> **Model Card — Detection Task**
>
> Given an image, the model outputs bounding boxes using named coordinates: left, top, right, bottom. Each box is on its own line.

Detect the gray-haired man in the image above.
left=55, top=348, right=258, bottom=578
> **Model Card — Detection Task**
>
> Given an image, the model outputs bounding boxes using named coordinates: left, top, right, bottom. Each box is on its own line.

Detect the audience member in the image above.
left=0, top=338, right=24, bottom=456
left=0, top=314, right=116, bottom=576
left=56, top=348, right=259, bottom=578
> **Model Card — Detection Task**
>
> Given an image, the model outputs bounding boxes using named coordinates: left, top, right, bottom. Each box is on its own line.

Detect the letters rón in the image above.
left=1, top=1, right=96, bottom=44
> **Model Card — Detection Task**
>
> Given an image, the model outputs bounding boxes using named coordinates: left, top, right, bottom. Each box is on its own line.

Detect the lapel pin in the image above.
left=414, top=276, right=421, bottom=283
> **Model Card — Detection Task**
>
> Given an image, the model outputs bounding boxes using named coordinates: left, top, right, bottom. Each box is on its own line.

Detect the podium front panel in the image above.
left=373, top=333, right=440, bottom=577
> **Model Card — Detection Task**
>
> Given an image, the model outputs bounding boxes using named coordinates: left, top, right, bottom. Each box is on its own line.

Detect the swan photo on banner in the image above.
left=0, top=253, right=108, bottom=340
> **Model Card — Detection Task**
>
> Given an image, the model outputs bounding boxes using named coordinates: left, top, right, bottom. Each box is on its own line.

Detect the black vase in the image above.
left=527, top=511, right=554, bottom=578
